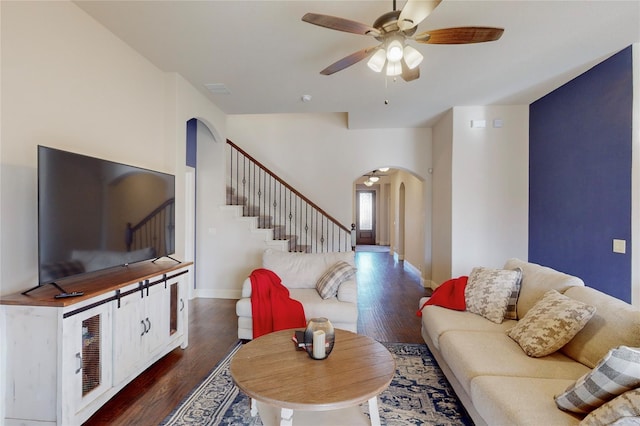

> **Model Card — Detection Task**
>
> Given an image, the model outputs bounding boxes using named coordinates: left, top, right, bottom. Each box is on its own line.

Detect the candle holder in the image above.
left=304, top=318, right=335, bottom=360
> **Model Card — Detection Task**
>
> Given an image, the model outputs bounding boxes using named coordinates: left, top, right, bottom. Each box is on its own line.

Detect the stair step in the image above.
left=243, top=205, right=260, bottom=217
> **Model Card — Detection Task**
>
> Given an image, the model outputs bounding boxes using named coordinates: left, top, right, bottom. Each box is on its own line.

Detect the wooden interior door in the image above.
left=356, top=190, right=376, bottom=245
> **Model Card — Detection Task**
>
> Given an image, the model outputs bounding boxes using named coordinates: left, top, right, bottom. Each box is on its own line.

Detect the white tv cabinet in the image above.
left=1, top=260, right=191, bottom=426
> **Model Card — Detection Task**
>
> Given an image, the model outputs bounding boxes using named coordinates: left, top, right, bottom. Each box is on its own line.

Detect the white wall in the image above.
left=0, top=2, right=227, bottom=418
left=431, top=110, right=454, bottom=286
left=435, top=106, right=529, bottom=281
left=223, top=113, right=433, bottom=285
left=227, top=113, right=431, bottom=226
left=0, top=2, right=225, bottom=297
left=431, top=106, right=528, bottom=284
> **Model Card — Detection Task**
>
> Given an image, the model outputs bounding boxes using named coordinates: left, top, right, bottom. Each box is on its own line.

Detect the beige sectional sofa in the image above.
left=420, top=258, right=640, bottom=426
left=236, top=249, right=358, bottom=340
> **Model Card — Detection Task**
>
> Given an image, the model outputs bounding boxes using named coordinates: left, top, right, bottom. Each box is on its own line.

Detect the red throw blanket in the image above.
left=250, top=268, right=306, bottom=339
left=417, top=275, right=468, bottom=316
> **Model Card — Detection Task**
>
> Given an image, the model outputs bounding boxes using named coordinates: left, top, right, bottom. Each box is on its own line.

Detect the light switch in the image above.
left=613, top=239, right=626, bottom=254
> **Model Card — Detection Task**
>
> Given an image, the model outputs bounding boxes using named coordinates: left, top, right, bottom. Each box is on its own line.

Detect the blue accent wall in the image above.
left=186, top=118, right=197, bottom=168
left=529, top=46, right=633, bottom=302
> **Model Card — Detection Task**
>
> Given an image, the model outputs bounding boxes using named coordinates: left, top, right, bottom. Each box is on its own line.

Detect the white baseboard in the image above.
left=194, top=288, right=241, bottom=299
left=403, top=259, right=428, bottom=287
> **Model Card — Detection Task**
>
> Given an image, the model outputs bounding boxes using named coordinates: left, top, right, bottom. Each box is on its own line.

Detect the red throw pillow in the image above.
left=416, top=276, right=468, bottom=316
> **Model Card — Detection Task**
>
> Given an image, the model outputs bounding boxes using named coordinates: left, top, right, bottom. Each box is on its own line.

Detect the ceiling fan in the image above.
left=302, top=0, right=504, bottom=82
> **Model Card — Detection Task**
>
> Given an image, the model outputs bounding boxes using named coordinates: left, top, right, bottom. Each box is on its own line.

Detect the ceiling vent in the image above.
left=205, top=83, right=231, bottom=95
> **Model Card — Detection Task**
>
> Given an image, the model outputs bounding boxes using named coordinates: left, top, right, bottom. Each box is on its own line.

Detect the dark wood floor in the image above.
left=84, top=249, right=430, bottom=425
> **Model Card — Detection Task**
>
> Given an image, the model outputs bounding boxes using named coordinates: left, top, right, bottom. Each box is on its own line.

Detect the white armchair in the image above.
left=236, top=249, right=358, bottom=340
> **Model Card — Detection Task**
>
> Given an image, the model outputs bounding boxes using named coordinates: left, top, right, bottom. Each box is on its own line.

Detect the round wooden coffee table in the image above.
left=230, top=329, right=396, bottom=426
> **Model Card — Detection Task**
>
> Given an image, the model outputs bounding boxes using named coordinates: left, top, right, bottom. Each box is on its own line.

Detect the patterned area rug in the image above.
left=161, top=342, right=474, bottom=426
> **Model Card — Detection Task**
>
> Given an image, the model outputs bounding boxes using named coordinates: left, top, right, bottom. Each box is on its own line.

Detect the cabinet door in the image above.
left=112, top=283, right=146, bottom=385
left=61, top=302, right=113, bottom=422
left=144, top=281, right=169, bottom=356
left=112, top=278, right=169, bottom=385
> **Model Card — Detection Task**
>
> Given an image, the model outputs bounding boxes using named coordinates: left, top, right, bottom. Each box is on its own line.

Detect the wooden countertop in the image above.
left=229, top=329, right=396, bottom=412
left=0, top=260, right=192, bottom=307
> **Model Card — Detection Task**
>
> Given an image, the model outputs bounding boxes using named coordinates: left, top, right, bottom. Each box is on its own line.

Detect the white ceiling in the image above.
left=75, top=0, right=640, bottom=129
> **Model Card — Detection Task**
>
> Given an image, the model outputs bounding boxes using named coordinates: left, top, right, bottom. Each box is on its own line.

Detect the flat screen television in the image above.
left=36, top=146, right=176, bottom=287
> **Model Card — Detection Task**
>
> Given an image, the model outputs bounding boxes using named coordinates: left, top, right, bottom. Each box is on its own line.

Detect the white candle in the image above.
left=312, top=330, right=326, bottom=359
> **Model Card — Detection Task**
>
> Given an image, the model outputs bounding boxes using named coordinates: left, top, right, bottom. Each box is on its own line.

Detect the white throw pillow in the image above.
left=465, top=267, right=521, bottom=324
left=315, top=261, right=356, bottom=299
left=508, top=289, right=596, bottom=357
left=556, top=346, right=640, bottom=414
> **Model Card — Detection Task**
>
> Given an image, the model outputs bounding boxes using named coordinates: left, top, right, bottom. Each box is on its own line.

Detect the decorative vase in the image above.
left=304, top=317, right=335, bottom=360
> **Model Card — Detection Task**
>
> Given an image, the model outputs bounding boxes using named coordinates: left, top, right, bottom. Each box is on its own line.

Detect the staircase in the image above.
left=226, top=140, right=351, bottom=253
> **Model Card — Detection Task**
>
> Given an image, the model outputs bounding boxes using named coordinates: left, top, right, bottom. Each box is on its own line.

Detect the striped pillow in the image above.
left=555, top=346, right=640, bottom=414
left=316, top=261, right=356, bottom=299
left=504, top=267, right=523, bottom=320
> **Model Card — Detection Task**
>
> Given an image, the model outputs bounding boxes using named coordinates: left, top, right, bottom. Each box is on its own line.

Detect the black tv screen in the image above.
left=38, top=146, right=176, bottom=284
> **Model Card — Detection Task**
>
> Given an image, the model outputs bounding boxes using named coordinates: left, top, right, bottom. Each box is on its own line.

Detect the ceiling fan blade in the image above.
left=398, top=0, right=442, bottom=31
left=320, top=46, right=379, bottom=75
left=414, top=26, right=504, bottom=44
left=401, top=60, right=420, bottom=82
left=302, top=13, right=381, bottom=37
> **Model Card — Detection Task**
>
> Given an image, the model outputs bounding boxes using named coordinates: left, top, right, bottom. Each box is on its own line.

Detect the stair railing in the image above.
left=226, top=139, right=352, bottom=252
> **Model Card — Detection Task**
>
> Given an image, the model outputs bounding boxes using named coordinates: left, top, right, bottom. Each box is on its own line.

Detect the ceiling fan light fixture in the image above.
left=367, top=49, right=387, bottom=73
left=386, top=38, right=404, bottom=62
left=403, top=45, right=423, bottom=69
left=369, top=176, right=380, bottom=183
left=386, top=60, right=402, bottom=76
left=364, top=180, right=374, bottom=187
left=379, top=167, right=389, bottom=172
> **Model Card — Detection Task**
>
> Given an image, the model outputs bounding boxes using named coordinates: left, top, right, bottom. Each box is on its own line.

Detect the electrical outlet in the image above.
left=613, top=239, right=626, bottom=254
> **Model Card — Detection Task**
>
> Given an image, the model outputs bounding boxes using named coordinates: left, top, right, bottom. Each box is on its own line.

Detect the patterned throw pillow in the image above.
left=507, top=289, right=596, bottom=357
left=315, top=261, right=356, bottom=299
left=555, top=346, right=640, bottom=414
left=465, top=267, right=521, bottom=324
left=504, top=267, right=523, bottom=320
left=580, top=388, right=640, bottom=426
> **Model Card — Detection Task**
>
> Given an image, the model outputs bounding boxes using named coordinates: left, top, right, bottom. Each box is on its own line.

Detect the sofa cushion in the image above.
left=470, top=376, right=583, bottom=426
left=504, top=258, right=585, bottom=318
left=289, top=289, right=358, bottom=325
left=262, top=249, right=355, bottom=289
left=507, top=289, right=596, bottom=357
left=439, top=330, right=590, bottom=395
left=580, top=388, right=640, bottom=426
left=315, top=261, right=357, bottom=299
left=561, top=286, right=640, bottom=368
left=336, top=279, right=357, bottom=304
left=420, top=304, right=516, bottom=350
left=465, top=267, right=521, bottom=324
left=555, top=346, right=640, bottom=414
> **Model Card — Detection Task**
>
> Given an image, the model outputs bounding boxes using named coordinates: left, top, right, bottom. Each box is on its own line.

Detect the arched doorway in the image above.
left=185, top=118, right=219, bottom=295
